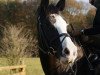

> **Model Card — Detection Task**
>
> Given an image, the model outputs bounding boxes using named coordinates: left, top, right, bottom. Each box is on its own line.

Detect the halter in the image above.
left=38, top=16, right=70, bottom=56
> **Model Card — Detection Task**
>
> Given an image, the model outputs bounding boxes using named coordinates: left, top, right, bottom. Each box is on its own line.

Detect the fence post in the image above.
left=19, top=60, right=26, bottom=75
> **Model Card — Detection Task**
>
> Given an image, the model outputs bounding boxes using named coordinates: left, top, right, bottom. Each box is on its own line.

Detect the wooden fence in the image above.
left=0, top=65, right=26, bottom=75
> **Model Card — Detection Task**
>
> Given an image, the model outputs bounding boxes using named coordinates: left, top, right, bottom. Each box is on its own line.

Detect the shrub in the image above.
left=0, top=23, right=37, bottom=65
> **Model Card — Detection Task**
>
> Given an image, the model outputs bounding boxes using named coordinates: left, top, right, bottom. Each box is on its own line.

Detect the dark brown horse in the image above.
left=36, top=0, right=100, bottom=75
left=37, top=0, right=83, bottom=75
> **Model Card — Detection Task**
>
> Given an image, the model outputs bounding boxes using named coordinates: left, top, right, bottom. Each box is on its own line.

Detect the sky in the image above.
left=76, top=0, right=89, bottom=3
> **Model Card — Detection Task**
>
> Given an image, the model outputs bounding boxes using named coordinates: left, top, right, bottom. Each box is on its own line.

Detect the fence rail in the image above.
left=0, top=65, right=26, bottom=75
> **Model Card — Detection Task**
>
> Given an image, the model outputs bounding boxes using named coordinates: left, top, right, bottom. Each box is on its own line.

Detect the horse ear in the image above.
left=40, top=0, right=49, bottom=10
left=56, top=0, right=65, bottom=11
left=89, top=0, right=95, bottom=5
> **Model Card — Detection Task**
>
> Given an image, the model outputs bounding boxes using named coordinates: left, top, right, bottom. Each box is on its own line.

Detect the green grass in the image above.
left=0, top=58, right=45, bottom=75
left=25, top=58, right=44, bottom=75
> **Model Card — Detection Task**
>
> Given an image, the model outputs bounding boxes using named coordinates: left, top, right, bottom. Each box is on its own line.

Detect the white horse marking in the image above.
left=49, top=14, right=78, bottom=64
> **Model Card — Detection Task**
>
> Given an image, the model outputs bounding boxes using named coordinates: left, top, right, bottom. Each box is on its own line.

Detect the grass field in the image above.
left=0, top=58, right=45, bottom=75
left=25, top=58, right=44, bottom=75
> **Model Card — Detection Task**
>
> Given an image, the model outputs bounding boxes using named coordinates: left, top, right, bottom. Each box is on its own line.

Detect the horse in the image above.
left=37, top=0, right=83, bottom=75
left=37, top=0, right=84, bottom=75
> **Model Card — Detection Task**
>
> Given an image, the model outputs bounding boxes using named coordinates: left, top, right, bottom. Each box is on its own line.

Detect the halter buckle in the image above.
left=49, top=47, right=57, bottom=55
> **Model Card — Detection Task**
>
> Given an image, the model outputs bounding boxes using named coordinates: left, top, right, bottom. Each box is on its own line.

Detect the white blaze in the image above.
left=50, top=14, right=78, bottom=63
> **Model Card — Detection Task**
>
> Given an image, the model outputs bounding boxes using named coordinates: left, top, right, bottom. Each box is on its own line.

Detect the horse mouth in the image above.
left=56, top=59, right=74, bottom=73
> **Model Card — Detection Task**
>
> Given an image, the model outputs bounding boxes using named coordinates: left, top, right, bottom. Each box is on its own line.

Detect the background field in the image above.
left=0, top=58, right=44, bottom=75
left=25, top=58, right=44, bottom=75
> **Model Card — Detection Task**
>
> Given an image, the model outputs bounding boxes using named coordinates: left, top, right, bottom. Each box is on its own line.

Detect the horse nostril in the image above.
left=64, top=48, right=70, bottom=55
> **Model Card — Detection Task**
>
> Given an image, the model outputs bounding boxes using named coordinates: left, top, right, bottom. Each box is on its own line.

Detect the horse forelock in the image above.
left=47, top=4, right=59, bottom=15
